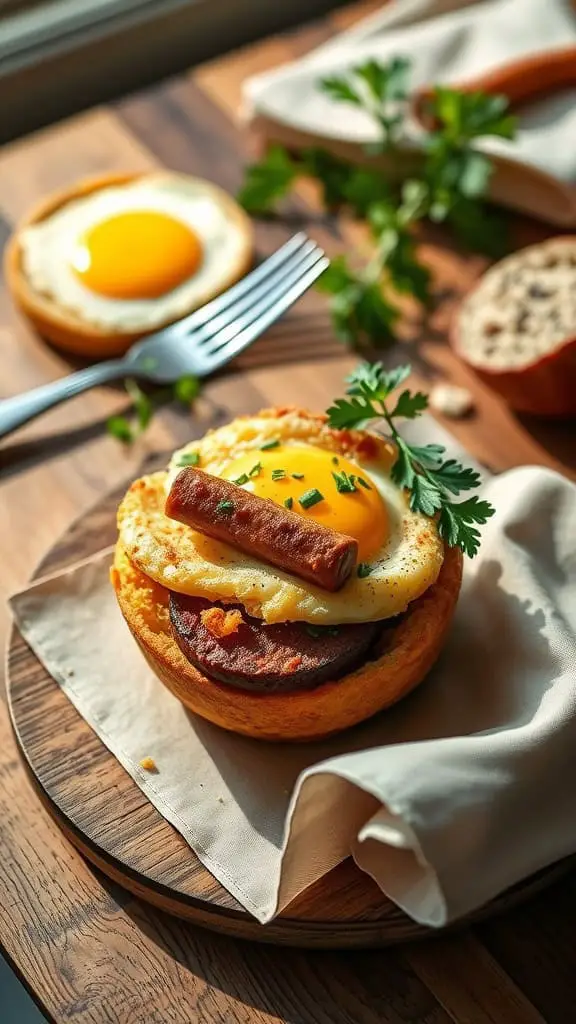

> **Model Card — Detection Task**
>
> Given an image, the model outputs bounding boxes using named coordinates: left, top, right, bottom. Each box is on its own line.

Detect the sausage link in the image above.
left=165, top=467, right=358, bottom=592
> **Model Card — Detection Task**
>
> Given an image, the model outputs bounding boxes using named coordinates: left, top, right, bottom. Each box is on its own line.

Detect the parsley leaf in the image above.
left=238, top=145, right=298, bottom=214
left=173, top=375, right=200, bottom=404
left=106, top=415, right=133, bottom=444
left=389, top=389, right=428, bottom=419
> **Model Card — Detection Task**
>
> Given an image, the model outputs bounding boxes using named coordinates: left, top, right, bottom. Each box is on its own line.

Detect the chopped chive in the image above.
left=332, top=470, right=357, bottom=494
left=332, top=456, right=340, bottom=466
left=284, top=497, right=293, bottom=510
left=261, top=439, right=280, bottom=450
left=176, top=451, right=200, bottom=467
left=356, top=476, right=372, bottom=490
left=271, top=468, right=286, bottom=481
left=248, top=461, right=262, bottom=478
left=291, top=473, right=304, bottom=480
left=232, top=473, right=249, bottom=486
left=299, top=488, right=324, bottom=509
left=357, top=563, right=374, bottom=578
left=216, top=500, right=234, bottom=515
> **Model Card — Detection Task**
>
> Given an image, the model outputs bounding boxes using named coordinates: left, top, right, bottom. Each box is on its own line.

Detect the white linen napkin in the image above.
left=9, top=419, right=576, bottom=926
left=245, top=0, right=576, bottom=226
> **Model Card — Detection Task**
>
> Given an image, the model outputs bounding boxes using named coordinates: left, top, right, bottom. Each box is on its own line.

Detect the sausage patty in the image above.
left=169, top=593, right=380, bottom=693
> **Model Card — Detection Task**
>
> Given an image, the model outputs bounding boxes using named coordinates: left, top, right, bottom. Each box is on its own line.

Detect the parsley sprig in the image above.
left=326, top=362, right=494, bottom=557
left=107, top=374, right=201, bottom=445
left=238, top=57, right=516, bottom=352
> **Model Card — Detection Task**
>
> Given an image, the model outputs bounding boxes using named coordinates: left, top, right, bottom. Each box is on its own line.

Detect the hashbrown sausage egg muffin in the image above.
left=111, top=378, right=477, bottom=742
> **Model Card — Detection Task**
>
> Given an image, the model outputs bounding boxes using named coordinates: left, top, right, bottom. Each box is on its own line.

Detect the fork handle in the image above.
left=0, top=359, right=127, bottom=441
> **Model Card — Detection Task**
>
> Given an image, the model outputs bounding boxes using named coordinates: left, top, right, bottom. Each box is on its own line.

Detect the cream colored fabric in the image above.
left=9, top=423, right=576, bottom=925
left=244, top=0, right=576, bottom=226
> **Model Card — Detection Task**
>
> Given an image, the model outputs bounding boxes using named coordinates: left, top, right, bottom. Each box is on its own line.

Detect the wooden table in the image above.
left=0, top=3, right=575, bottom=1021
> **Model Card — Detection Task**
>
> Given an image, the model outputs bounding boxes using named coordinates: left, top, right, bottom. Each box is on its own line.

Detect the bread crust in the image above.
left=4, top=171, right=254, bottom=359
left=111, top=540, right=463, bottom=742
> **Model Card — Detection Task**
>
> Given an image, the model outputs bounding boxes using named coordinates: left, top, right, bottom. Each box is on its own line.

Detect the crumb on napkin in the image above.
left=139, top=756, right=157, bottom=772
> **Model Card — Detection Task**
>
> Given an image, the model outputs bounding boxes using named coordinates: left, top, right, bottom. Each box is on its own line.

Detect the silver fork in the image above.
left=0, top=234, right=328, bottom=441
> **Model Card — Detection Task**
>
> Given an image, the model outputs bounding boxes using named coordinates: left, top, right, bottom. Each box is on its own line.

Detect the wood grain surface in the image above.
left=0, top=1, right=575, bottom=1020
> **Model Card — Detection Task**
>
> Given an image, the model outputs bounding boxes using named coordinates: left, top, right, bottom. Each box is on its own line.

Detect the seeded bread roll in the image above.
left=453, top=237, right=576, bottom=417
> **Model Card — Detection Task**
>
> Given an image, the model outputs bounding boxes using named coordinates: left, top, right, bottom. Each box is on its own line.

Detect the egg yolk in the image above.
left=221, top=445, right=388, bottom=562
left=71, top=210, right=202, bottom=299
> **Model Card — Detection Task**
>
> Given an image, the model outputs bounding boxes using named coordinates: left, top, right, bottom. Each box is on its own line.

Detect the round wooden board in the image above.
left=7, top=484, right=575, bottom=948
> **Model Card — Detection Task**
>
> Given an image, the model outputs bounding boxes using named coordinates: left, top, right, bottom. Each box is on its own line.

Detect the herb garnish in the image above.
left=238, top=58, right=516, bottom=352
left=216, top=500, right=234, bottom=516
left=332, top=470, right=357, bottom=494
left=232, top=473, right=249, bottom=485
left=332, top=456, right=339, bottom=466
left=271, top=469, right=287, bottom=481
left=356, top=476, right=371, bottom=490
left=299, top=488, right=324, bottom=509
left=284, top=497, right=294, bottom=510
left=176, top=451, right=200, bottom=468
left=248, top=461, right=262, bottom=478
left=107, top=374, right=200, bottom=444
left=261, top=439, right=281, bottom=450
left=327, top=362, right=494, bottom=557
left=291, top=473, right=304, bottom=480
left=357, top=563, right=374, bottom=578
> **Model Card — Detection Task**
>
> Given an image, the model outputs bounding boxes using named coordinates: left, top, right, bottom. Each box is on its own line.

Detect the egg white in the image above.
left=19, top=173, right=250, bottom=332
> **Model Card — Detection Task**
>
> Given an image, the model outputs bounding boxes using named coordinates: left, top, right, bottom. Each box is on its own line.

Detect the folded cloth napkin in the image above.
left=245, top=0, right=576, bottom=226
left=9, top=424, right=576, bottom=926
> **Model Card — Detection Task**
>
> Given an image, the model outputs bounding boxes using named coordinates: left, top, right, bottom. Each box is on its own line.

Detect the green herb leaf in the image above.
left=176, top=451, right=200, bottom=467
left=356, top=476, right=372, bottom=490
left=106, top=415, right=133, bottom=444
left=389, top=389, right=428, bottom=419
left=173, top=375, right=201, bottom=405
left=232, top=473, right=249, bottom=485
left=320, top=75, right=363, bottom=107
left=125, top=379, right=153, bottom=433
left=261, top=439, right=280, bottom=450
left=301, top=148, right=352, bottom=207
left=271, top=468, right=287, bottom=481
left=237, top=145, right=298, bottom=214
left=299, top=488, right=324, bottom=509
left=216, top=500, right=234, bottom=516
left=357, top=563, right=374, bottom=578
left=291, top=473, right=304, bottom=480
left=248, top=461, right=262, bottom=477
left=431, top=459, right=482, bottom=495
left=438, top=497, right=495, bottom=558
left=332, top=470, right=357, bottom=493
left=284, top=497, right=294, bottom=510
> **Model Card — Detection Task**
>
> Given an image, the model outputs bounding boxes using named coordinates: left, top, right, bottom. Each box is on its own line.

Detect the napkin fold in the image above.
left=10, top=442, right=576, bottom=926
left=245, top=0, right=576, bottom=226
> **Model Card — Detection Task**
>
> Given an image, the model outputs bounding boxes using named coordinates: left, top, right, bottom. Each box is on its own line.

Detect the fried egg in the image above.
left=117, top=409, right=444, bottom=625
left=19, top=173, right=251, bottom=332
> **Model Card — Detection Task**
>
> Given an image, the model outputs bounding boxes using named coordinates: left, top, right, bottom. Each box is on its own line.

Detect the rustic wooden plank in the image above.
left=404, top=934, right=547, bottom=1024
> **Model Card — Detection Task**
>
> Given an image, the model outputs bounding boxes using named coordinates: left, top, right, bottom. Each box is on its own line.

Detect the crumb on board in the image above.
left=429, top=383, right=475, bottom=419
left=139, top=756, right=157, bottom=772
left=218, top=797, right=225, bottom=804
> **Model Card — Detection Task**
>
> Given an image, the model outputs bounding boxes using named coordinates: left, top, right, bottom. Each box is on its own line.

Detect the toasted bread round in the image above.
left=4, top=171, right=254, bottom=359
left=111, top=541, right=463, bottom=742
